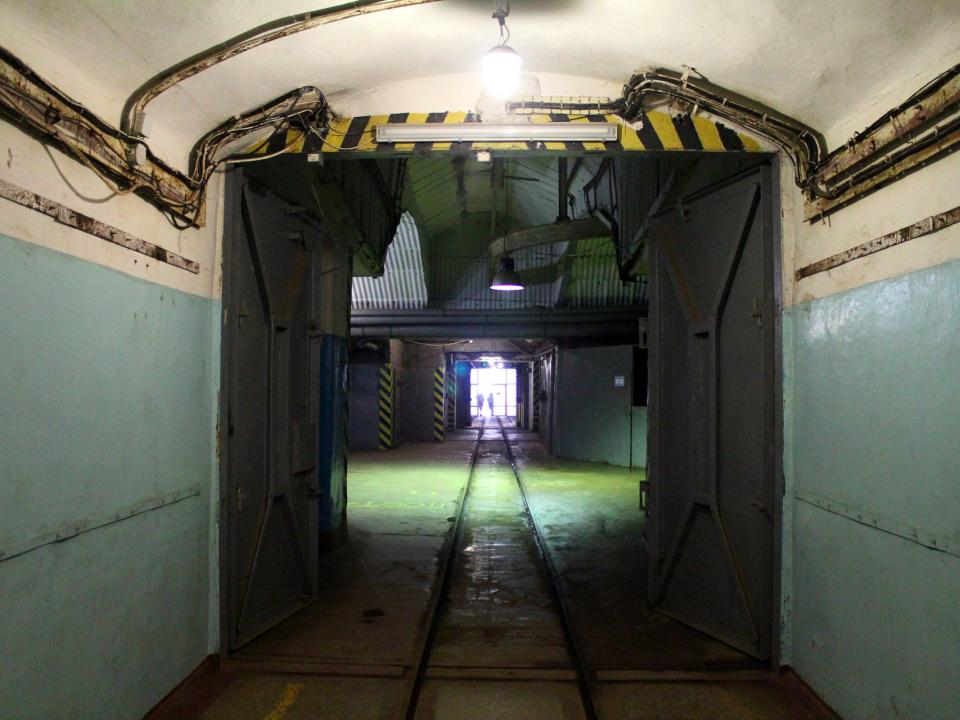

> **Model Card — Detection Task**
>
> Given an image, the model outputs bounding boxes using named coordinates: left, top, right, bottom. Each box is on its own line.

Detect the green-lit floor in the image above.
left=512, top=436, right=764, bottom=673
left=187, top=431, right=832, bottom=720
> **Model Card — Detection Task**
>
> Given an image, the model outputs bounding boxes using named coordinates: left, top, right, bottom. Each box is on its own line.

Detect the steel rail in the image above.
left=495, top=417, right=600, bottom=720
left=399, top=418, right=485, bottom=720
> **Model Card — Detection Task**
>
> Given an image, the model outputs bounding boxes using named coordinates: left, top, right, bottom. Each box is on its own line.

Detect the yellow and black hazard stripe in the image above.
left=247, top=110, right=761, bottom=157
left=433, top=365, right=445, bottom=442
left=445, top=366, right=456, bottom=431
left=378, top=363, right=395, bottom=451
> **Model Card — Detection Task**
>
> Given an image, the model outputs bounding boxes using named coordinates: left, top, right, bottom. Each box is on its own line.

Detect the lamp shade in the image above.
left=481, top=45, right=522, bottom=99
left=490, top=255, right=524, bottom=291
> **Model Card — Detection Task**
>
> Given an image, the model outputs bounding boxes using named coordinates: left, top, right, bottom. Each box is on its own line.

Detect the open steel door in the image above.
left=222, top=174, right=320, bottom=650
left=647, top=166, right=777, bottom=659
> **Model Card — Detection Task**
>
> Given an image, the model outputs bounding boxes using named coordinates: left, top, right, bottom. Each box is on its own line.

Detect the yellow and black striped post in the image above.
left=445, top=365, right=456, bottom=431
left=433, top=365, right=445, bottom=442
left=378, top=363, right=395, bottom=451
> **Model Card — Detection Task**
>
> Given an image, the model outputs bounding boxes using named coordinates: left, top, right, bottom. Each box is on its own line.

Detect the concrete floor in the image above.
left=417, top=423, right=586, bottom=719
left=510, top=433, right=764, bottom=673
left=180, top=428, right=835, bottom=720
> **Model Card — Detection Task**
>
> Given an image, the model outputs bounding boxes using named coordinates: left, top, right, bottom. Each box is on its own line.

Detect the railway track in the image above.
left=399, top=417, right=598, bottom=720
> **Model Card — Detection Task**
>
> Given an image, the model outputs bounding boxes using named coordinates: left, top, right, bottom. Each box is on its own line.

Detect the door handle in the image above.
left=751, top=496, right=771, bottom=519
left=751, top=298, right=763, bottom=328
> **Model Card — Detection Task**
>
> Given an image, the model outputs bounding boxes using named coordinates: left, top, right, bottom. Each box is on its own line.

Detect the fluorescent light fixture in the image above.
left=482, top=45, right=522, bottom=98
left=375, top=123, right=618, bottom=144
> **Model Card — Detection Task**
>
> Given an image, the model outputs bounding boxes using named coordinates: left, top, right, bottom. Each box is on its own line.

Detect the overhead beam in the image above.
left=266, top=111, right=763, bottom=158
left=351, top=307, right=644, bottom=340
left=488, top=217, right=611, bottom=259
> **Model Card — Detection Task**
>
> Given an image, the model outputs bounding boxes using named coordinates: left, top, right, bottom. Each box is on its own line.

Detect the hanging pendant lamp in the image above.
left=481, top=3, right=522, bottom=99
left=490, top=255, right=524, bottom=291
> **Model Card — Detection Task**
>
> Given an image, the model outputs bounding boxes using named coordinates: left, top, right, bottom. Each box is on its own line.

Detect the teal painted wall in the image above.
left=784, top=259, right=960, bottom=720
left=0, top=234, right=218, bottom=719
left=555, top=345, right=636, bottom=467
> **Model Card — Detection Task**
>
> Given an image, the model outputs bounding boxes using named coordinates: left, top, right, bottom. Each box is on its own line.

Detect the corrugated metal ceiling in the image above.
left=353, top=155, right=646, bottom=311
left=352, top=212, right=427, bottom=309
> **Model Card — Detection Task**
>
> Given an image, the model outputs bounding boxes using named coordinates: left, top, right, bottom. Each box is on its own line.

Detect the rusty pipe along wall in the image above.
left=3, top=3, right=957, bottom=230
left=0, top=48, right=198, bottom=223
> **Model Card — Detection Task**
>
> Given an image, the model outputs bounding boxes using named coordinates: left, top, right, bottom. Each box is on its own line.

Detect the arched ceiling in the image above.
left=2, top=0, right=959, bottom=167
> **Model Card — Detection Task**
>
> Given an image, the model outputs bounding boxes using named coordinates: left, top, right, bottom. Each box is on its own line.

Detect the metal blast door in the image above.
left=221, top=174, right=320, bottom=650
left=647, top=166, right=777, bottom=659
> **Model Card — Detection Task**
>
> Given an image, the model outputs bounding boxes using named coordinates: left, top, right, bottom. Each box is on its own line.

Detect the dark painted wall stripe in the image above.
left=415, top=111, right=448, bottom=150
left=304, top=128, right=323, bottom=153
left=716, top=122, right=746, bottom=151
left=672, top=114, right=703, bottom=150
left=635, top=113, right=664, bottom=150
left=342, top=115, right=371, bottom=151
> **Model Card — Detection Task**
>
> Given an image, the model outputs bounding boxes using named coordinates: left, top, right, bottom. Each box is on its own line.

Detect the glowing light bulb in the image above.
left=481, top=45, right=522, bottom=99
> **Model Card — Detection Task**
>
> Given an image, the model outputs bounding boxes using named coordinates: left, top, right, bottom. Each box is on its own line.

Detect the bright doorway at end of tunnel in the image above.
left=470, top=364, right=517, bottom=418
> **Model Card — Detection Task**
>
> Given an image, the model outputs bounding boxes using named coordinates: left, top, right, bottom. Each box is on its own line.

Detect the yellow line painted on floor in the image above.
left=263, top=683, right=303, bottom=720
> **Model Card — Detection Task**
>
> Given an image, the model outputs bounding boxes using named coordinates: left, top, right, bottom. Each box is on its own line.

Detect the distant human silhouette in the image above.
left=487, top=392, right=495, bottom=417
left=475, top=393, right=485, bottom=417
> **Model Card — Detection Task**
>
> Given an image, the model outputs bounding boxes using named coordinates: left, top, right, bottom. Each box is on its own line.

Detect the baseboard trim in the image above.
left=778, top=666, right=843, bottom=719
left=143, top=654, right=223, bottom=720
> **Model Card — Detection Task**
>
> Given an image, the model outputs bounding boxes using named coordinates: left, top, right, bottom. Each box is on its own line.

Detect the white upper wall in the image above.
left=0, top=124, right=222, bottom=299
left=1, top=0, right=958, bottom=302
left=781, top=64, right=960, bottom=307
left=2, top=0, right=959, bottom=167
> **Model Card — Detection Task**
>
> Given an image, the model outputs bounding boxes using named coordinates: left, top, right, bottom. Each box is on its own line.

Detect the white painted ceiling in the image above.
left=2, top=0, right=959, bottom=167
